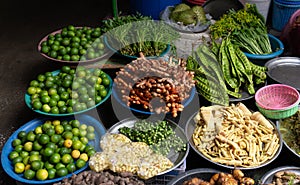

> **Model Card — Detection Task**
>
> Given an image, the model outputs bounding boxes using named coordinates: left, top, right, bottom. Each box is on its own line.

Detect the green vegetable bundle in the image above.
left=210, top=3, right=272, bottom=54
left=186, top=44, right=229, bottom=106
left=186, top=38, right=267, bottom=105
left=102, top=13, right=179, bottom=57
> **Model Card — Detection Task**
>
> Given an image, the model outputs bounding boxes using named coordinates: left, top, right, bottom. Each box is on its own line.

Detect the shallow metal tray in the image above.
left=260, top=166, right=300, bottom=184
left=185, top=110, right=282, bottom=170
left=265, top=57, right=300, bottom=91
left=107, top=117, right=190, bottom=176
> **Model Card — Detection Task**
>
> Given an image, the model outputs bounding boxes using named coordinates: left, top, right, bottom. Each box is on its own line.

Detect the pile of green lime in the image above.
left=27, top=65, right=111, bottom=114
left=8, top=119, right=97, bottom=181
left=40, top=25, right=105, bottom=61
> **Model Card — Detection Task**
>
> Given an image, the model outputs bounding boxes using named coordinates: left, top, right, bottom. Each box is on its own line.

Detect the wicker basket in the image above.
left=255, top=84, right=300, bottom=119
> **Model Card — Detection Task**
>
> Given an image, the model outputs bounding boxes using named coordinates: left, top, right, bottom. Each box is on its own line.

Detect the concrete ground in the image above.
left=0, top=0, right=130, bottom=184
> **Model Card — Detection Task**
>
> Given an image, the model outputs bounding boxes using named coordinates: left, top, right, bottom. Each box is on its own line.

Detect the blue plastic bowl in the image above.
left=25, top=69, right=113, bottom=116
left=112, top=84, right=196, bottom=115
left=103, top=36, right=171, bottom=60
left=1, top=114, right=106, bottom=184
left=244, top=34, right=284, bottom=65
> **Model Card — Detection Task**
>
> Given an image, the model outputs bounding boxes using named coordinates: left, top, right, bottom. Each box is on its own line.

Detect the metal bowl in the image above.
left=260, top=166, right=300, bottom=184
left=185, top=110, right=283, bottom=170
left=107, top=117, right=189, bottom=176
left=167, top=168, right=220, bottom=185
left=25, top=69, right=113, bottom=116
left=276, top=109, right=300, bottom=162
left=0, top=115, right=106, bottom=184
left=38, top=27, right=110, bottom=66
left=265, top=57, right=300, bottom=91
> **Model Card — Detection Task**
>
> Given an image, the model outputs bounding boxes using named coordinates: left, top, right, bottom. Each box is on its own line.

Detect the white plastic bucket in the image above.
left=242, top=0, right=272, bottom=21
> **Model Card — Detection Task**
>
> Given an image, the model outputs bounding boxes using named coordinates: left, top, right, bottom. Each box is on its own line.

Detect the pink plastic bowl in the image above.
left=255, top=84, right=300, bottom=110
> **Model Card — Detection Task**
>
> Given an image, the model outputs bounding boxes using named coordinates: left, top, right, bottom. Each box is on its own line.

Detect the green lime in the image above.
left=63, top=54, right=71, bottom=61
left=62, top=131, right=73, bottom=140
left=79, top=130, right=87, bottom=137
left=56, top=167, right=68, bottom=177
left=59, top=147, right=71, bottom=156
left=75, top=158, right=86, bottom=169
left=99, top=89, right=107, bottom=98
left=17, top=131, right=27, bottom=140
left=36, top=169, right=48, bottom=180
left=14, top=162, right=25, bottom=174
left=72, top=140, right=83, bottom=150
left=12, top=138, right=22, bottom=147
left=23, top=142, right=33, bottom=152
left=86, top=132, right=95, bottom=140
left=19, top=151, right=29, bottom=159
left=49, top=153, right=61, bottom=164
left=26, top=131, right=36, bottom=142
left=24, top=169, right=36, bottom=180
left=33, top=141, right=43, bottom=151
left=55, top=125, right=64, bottom=134
left=29, top=154, right=41, bottom=163
left=72, top=128, right=80, bottom=137
left=71, top=120, right=80, bottom=128
left=63, top=124, right=72, bottom=132
left=31, top=160, right=42, bottom=171
left=42, top=122, right=52, bottom=132
left=66, top=163, right=76, bottom=173
left=32, top=100, right=43, bottom=110
left=46, top=127, right=55, bottom=136
left=55, top=162, right=65, bottom=170
left=41, top=45, right=50, bottom=54
left=38, top=134, right=50, bottom=145
left=51, top=134, right=61, bottom=143
left=12, top=156, right=23, bottom=165
left=14, top=145, right=23, bottom=153
left=34, top=126, right=43, bottom=134
left=47, top=168, right=56, bottom=179
left=22, top=156, right=30, bottom=165
left=43, top=147, right=54, bottom=157
left=61, top=153, right=73, bottom=164
left=27, top=87, right=37, bottom=95
left=87, top=149, right=96, bottom=157
left=87, top=126, right=95, bottom=133
left=79, top=124, right=87, bottom=130
left=44, top=161, right=54, bottom=170
left=50, top=106, right=59, bottom=114
left=42, top=104, right=51, bottom=113
left=80, top=137, right=89, bottom=145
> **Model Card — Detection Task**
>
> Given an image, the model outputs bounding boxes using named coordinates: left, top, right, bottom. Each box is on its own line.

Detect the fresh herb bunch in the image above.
left=102, top=13, right=180, bottom=57
left=119, top=120, right=186, bottom=156
left=210, top=3, right=272, bottom=54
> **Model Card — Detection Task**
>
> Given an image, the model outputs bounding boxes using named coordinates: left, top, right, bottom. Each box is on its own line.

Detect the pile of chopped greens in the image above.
left=210, top=3, right=272, bottom=55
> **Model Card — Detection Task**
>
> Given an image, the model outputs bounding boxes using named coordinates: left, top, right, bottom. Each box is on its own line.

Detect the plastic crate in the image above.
left=272, top=0, right=300, bottom=31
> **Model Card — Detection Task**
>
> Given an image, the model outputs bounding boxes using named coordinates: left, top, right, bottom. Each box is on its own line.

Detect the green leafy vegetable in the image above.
left=102, top=13, right=180, bottom=57
left=210, top=3, right=272, bottom=54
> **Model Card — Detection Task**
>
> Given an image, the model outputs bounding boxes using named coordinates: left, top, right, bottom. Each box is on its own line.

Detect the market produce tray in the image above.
left=38, top=26, right=110, bottom=65
left=107, top=117, right=190, bottom=176
left=260, top=166, right=300, bottom=184
left=265, top=57, right=300, bottom=91
left=1, top=114, right=107, bottom=184
left=185, top=108, right=283, bottom=170
left=24, top=69, right=113, bottom=117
